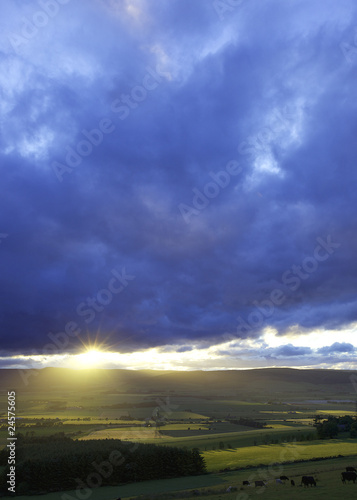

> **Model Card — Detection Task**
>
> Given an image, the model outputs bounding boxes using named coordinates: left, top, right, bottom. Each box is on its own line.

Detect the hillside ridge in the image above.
left=1, top=367, right=356, bottom=395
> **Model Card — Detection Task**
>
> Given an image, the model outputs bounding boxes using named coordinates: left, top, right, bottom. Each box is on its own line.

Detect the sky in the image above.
left=1, top=0, right=357, bottom=371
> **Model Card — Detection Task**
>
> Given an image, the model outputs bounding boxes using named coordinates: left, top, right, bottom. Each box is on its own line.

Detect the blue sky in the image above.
left=1, top=0, right=357, bottom=370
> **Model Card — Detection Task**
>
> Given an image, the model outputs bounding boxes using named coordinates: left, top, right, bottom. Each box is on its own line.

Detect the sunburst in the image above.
left=73, top=333, right=115, bottom=368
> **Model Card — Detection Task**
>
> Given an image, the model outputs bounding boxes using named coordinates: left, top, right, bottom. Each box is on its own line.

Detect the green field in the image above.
left=203, top=439, right=357, bottom=471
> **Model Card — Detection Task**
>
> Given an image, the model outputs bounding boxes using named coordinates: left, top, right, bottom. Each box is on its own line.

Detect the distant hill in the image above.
left=0, top=367, right=357, bottom=399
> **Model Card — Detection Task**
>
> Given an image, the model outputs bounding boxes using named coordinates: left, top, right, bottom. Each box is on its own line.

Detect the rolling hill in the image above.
left=0, top=367, right=356, bottom=399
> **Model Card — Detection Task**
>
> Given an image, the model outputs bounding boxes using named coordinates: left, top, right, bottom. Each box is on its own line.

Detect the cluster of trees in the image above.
left=0, top=417, right=95, bottom=431
left=253, top=432, right=315, bottom=446
left=229, top=417, right=268, bottom=429
left=0, top=433, right=206, bottom=495
left=314, top=415, right=357, bottom=439
left=101, top=401, right=158, bottom=409
left=218, top=441, right=233, bottom=449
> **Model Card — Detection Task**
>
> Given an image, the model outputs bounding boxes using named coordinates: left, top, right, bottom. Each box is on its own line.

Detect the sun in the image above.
left=76, top=349, right=104, bottom=368
left=72, top=336, right=115, bottom=369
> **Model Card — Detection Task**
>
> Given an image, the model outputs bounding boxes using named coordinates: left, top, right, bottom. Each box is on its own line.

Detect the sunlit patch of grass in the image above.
left=77, top=426, right=165, bottom=441
left=202, top=439, right=357, bottom=472
left=319, top=410, right=356, bottom=415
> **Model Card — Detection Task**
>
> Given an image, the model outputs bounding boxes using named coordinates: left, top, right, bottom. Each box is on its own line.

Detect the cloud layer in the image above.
left=1, top=0, right=357, bottom=369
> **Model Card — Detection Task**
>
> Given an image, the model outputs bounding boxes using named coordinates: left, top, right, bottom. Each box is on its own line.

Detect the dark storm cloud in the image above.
left=1, top=0, right=357, bottom=366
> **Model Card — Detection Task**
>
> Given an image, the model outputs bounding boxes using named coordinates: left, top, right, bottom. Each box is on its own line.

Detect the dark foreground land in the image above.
left=0, top=367, right=356, bottom=498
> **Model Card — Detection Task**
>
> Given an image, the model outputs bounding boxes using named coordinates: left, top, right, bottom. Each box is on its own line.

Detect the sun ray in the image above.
left=71, top=329, right=117, bottom=368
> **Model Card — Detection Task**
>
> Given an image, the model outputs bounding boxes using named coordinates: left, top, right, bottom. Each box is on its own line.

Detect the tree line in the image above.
left=0, top=433, right=206, bottom=495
